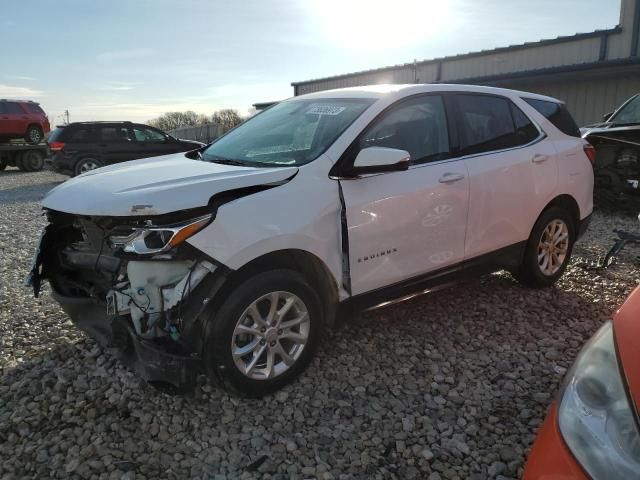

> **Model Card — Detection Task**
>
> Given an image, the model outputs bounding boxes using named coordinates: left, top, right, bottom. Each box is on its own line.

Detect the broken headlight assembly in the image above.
left=558, top=321, right=640, bottom=478
left=110, top=214, right=212, bottom=255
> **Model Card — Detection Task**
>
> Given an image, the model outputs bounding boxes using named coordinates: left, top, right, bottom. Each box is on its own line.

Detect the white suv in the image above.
left=28, top=84, right=594, bottom=396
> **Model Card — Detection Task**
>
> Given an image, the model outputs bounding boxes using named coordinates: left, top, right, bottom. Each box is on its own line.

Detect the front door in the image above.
left=131, top=124, right=175, bottom=159
left=339, top=94, right=470, bottom=296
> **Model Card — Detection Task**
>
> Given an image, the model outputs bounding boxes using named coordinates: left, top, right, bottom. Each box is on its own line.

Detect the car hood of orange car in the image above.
left=613, top=285, right=640, bottom=414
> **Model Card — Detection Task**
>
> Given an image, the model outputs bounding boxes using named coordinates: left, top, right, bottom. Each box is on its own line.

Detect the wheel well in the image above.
left=542, top=194, right=580, bottom=232
left=26, top=123, right=42, bottom=132
left=222, top=249, right=340, bottom=326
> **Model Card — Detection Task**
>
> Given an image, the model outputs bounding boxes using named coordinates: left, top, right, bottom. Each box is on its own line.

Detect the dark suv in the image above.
left=0, top=99, right=50, bottom=144
left=46, top=121, right=204, bottom=176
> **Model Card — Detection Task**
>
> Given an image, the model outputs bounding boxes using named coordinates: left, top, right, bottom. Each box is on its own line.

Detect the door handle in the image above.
left=438, top=172, right=465, bottom=184
left=532, top=154, right=549, bottom=164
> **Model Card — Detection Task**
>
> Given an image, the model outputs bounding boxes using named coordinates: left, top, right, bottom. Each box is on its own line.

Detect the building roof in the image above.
left=291, top=26, right=621, bottom=87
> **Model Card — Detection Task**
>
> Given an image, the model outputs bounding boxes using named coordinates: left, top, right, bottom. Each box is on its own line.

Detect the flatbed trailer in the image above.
left=0, top=142, right=47, bottom=172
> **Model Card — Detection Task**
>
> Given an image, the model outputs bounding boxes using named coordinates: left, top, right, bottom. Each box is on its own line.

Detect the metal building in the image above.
left=291, top=0, right=640, bottom=126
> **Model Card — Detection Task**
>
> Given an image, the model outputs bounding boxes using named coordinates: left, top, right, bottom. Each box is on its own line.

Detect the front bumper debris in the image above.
left=26, top=210, right=230, bottom=393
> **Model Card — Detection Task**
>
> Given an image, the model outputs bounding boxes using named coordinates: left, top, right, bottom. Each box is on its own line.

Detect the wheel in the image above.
left=514, top=206, right=575, bottom=288
left=20, top=150, right=45, bottom=172
left=0, top=157, right=6, bottom=171
left=16, top=153, right=28, bottom=171
left=25, top=125, right=43, bottom=145
left=74, top=157, right=103, bottom=176
left=204, top=269, right=324, bottom=397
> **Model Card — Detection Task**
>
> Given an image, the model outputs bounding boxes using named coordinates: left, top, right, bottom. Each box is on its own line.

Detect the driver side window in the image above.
left=360, top=95, right=450, bottom=164
left=133, top=126, right=166, bottom=143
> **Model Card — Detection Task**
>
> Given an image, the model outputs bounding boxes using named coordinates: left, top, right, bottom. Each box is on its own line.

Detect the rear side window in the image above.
left=523, top=98, right=580, bottom=137
left=361, top=95, right=450, bottom=164
left=23, top=103, right=45, bottom=114
left=67, top=126, right=95, bottom=143
left=100, top=125, right=131, bottom=142
left=510, top=104, right=540, bottom=145
left=454, top=94, right=538, bottom=156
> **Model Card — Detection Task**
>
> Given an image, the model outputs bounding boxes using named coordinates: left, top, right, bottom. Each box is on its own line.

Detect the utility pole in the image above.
left=64, top=110, right=70, bottom=125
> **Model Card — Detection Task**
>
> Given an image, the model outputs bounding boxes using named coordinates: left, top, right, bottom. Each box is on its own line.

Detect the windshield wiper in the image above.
left=206, top=156, right=251, bottom=166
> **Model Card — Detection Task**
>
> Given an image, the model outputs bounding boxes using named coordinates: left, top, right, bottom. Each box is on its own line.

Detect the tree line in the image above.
left=148, top=109, right=244, bottom=134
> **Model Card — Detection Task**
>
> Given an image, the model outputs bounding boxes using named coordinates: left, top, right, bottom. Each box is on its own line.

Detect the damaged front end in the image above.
left=26, top=209, right=228, bottom=393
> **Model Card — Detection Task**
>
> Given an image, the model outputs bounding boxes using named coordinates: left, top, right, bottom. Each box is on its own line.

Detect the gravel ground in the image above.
left=2, top=169, right=640, bottom=480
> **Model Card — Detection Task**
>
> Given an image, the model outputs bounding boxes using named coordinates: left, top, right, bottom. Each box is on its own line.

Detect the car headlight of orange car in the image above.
left=558, top=321, right=640, bottom=478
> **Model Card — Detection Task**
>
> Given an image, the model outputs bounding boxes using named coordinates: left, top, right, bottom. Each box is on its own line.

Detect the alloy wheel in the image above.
left=537, top=219, right=569, bottom=276
left=79, top=160, right=100, bottom=173
left=231, top=291, right=310, bottom=380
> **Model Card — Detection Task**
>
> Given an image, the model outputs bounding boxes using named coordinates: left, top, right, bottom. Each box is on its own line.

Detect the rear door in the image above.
left=339, top=94, right=470, bottom=295
left=97, top=124, right=139, bottom=164
left=451, top=94, right=557, bottom=260
left=2, top=102, right=26, bottom=135
left=131, top=124, right=175, bottom=159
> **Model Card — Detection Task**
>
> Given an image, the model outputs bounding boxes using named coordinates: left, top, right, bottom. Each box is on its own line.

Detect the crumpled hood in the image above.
left=43, top=153, right=298, bottom=216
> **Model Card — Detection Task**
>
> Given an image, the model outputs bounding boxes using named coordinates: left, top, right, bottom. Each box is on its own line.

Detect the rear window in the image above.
left=47, top=127, right=65, bottom=143
left=523, top=98, right=580, bottom=137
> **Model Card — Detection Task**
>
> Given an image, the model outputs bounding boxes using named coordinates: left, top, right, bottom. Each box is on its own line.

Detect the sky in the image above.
left=0, top=0, right=622, bottom=125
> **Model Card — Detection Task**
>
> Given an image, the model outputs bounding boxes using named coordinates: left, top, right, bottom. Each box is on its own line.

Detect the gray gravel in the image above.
left=2, top=169, right=640, bottom=479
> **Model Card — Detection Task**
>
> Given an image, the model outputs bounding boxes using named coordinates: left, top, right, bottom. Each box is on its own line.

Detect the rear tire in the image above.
left=74, top=157, right=103, bottom=176
left=514, top=206, right=575, bottom=288
left=25, top=125, right=43, bottom=145
left=204, top=269, right=324, bottom=397
left=20, top=150, right=45, bottom=172
left=16, top=153, right=28, bottom=171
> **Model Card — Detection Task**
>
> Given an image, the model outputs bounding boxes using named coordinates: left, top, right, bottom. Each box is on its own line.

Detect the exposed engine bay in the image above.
left=27, top=208, right=229, bottom=393
left=586, top=130, right=640, bottom=209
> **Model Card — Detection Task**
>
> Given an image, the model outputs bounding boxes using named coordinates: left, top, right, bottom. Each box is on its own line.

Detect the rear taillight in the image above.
left=583, top=144, right=597, bottom=166
left=48, top=142, right=65, bottom=152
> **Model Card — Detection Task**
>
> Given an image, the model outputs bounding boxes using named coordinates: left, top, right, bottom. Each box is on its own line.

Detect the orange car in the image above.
left=524, top=286, right=640, bottom=479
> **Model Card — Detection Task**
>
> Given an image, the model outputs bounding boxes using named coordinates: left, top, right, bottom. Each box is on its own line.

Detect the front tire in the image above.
left=514, top=206, right=575, bottom=288
left=204, top=270, right=324, bottom=397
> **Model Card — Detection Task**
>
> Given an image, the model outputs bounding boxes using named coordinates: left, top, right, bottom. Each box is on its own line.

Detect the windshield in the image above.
left=202, top=98, right=374, bottom=166
left=610, top=95, right=640, bottom=125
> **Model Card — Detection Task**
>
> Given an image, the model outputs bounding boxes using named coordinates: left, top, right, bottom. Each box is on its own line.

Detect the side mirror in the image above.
left=351, top=147, right=410, bottom=175
left=603, top=111, right=613, bottom=122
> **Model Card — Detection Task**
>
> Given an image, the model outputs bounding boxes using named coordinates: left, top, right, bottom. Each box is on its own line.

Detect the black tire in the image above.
left=514, top=206, right=575, bottom=288
left=25, top=125, right=43, bottom=145
left=204, top=269, right=324, bottom=397
left=20, top=150, right=45, bottom=172
left=0, top=157, right=7, bottom=171
left=15, top=153, right=28, bottom=171
left=73, top=157, right=103, bottom=176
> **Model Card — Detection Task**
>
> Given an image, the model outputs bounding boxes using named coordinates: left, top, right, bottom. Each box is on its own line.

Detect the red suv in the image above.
left=0, top=99, right=50, bottom=144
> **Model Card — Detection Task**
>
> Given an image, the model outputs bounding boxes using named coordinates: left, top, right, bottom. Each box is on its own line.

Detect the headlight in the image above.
left=110, top=214, right=212, bottom=255
left=558, top=321, right=640, bottom=478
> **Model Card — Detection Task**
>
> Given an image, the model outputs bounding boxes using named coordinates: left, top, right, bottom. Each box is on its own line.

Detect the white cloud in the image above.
left=95, top=48, right=156, bottom=63
left=94, top=81, right=138, bottom=92
left=6, top=75, right=36, bottom=81
left=0, top=84, right=44, bottom=98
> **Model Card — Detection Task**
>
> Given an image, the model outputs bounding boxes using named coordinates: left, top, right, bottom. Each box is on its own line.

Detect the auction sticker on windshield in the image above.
left=306, top=104, right=346, bottom=116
